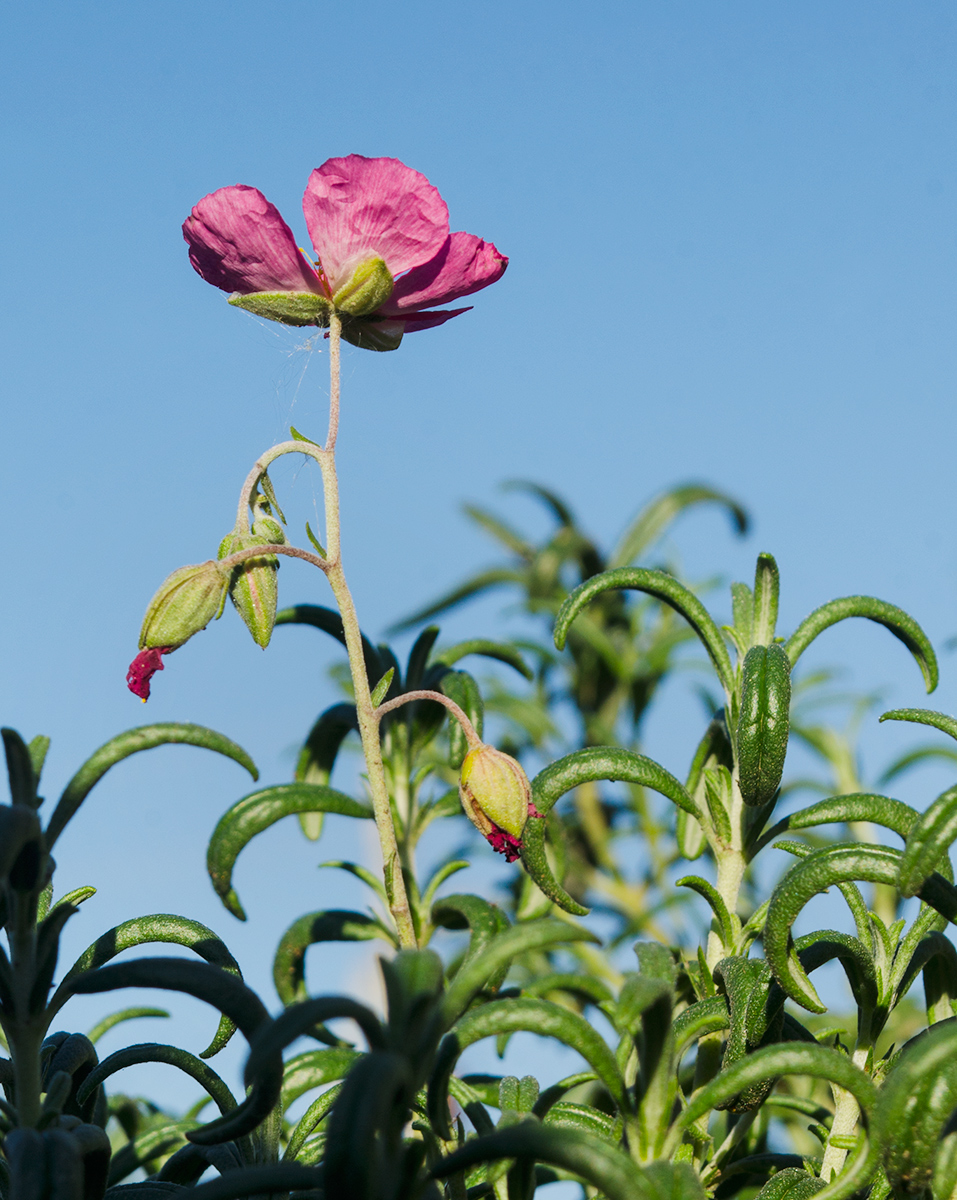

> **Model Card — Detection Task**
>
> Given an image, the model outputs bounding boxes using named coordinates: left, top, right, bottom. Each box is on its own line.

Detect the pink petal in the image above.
left=379, top=233, right=508, bottom=315
left=126, top=647, right=172, bottom=701
left=397, top=307, right=472, bottom=333
left=184, top=186, right=324, bottom=296
left=302, top=156, right=449, bottom=291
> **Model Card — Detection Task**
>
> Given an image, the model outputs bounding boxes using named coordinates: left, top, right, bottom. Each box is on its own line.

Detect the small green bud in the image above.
left=218, top=519, right=285, bottom=649
left=139, top=561, right=230, bottom=651
left=459, top=744, right=537, bottom=861
left=228, top=291, right=333, bottom=327
left=332, top=257, right=394, bottom=317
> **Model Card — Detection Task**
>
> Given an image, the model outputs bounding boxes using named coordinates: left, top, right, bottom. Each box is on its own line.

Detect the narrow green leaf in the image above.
left=405, top=626, right=439, bottom=690
left=420, top=860, right=469, bottom=910
left=441, top=919, right=599, bottom=1027
left=794, top=930, right=879, bottom=1015
left=67, top=957, right=280, bottom=1147
left=440, top=670, right=483, bottom=768
left=878, top=744, right=957, bottom=786
left=676, top=876, right=737, bottom=949
left=554, top=568, right=734, bottom=693
left=672, top=996, right=730, bottom=1058
left=785, top=597, right=937, bottom=693
left=752, top=793, right=921, bottom=860
left=736, top=644, right=791, bottom=808
left=53, top=914, right=244, bottom=1058
left=281, top=1047, right=361, bottom=1107
left=75, top=1042, right=237, bottom=1116
left=275, top=604, right=382, bottom=685
left=431, top=893, right=510, bottom=983
left=369, top=667, right=395, bottom=707
left=388, top=568, right=523, bottom=633
left=532, top=746, right=696, bottom=817
left=206, top=783, right=371, bottom=921
left=609, top=484, right=748, bottom=568
left=244, top=997, right=385, bottom=1085
left=294, top=703, right=359, bottom=791
left=290, top=424, right=321, bottom=447
left=435, top=639, right=533, bottom=680
left=2, top=728, right=38, bottom=807
left=304, top=521, right=326, bottom=558
left=518, top=810, right=589, bottom=915
left=752, top=553, right=780, bottom=645
left=881, top=708, right=957, bottom=742
left=172, top=1164, right=325, bottom=1198
left=28, top=735, right=51, bottom=788
left=86, top=1006, right=169, bottom=1044
left=900, top=783, right=957, bottom=897
left=274, top=909, right=396, bottom=1006
left=257, top=471, right=286, bottom=525
left=46, top=724, right=257, bottom=850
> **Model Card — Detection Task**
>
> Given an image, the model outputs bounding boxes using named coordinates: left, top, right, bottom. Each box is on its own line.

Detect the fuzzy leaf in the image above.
left=273, top=910, right=396, bottom=1006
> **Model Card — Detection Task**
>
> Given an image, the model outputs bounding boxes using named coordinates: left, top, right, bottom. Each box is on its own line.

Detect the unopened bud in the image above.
left=218, top=518, right=284, bottom=649
left=459, top=745, right=539, bottom=863
left=332, top=257, right=394, bottom=317
left=139, top=561, right=229, bottom=651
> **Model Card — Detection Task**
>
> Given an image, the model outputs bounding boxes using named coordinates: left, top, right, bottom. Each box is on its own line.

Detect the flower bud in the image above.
left=139, top=561, right=230, bottom=651
left=459, top=744, right=538, bottom=862
left=228, top=290, right=333, bottom=327
left=218, top=518, right=284, bottom=649
left=332, top=257, right=394, bottom=317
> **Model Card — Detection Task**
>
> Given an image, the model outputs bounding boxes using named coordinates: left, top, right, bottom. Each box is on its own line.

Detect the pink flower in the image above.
left=183, top=155, right=507, bottom=351
left=126, top=647, right=172, bottom=701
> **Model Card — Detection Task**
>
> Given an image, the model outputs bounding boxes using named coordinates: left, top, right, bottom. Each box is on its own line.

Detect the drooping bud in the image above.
left=228, top=291, right=333, bottom=327
left=459, top=744, right=539, bottom=862
left=138, top=561, right=230, bottom=651
left=332, top=257, right=394, bottom=317
left=218, top=517, right=284, bottom=649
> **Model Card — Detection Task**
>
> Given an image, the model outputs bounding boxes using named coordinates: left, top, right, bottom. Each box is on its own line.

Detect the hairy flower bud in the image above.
left=332, top=256, right=394, bottom=317
left=218, top=518, right=284, bottom=649
left=459, top=744, right=539, bottom=862
left=138, top=561, right=230, bottom=651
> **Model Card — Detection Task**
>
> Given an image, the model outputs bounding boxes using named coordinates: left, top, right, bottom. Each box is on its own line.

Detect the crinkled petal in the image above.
left=184, top=186, right=323, bottom=296
left=126, top=647, right=172, bottom=701
left=380, top=233, right=508, bottom=315
left=302, top=155, right=449, bottom=291
left=396, top=307, right=472, bottom=333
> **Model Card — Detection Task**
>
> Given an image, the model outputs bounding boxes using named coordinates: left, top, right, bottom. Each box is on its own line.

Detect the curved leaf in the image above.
left=294, top=704, right=360, bottom=800
left=554, top=568, right=734, bottom=692
left=281, top=1047, right=361, bottom=1107
left=794, top=930, right=879, bottom=1015
left=87, top=1006, right=170, bottom=1044
left=244, top=995, right=385, bottom=1089
left=673, top=995, right=730, bottom=1058
left=175, top=1164, right=324, bottom=1200
left=434, top=1123, right=699, bottom=1200
left=207, top=783, right=371, bottom=920
left=46, top=725, right=257, bottom=850
left=76, top=1042, right=237, bottom=1116
left=785, top=598, right=937, bottom=693
left=67, top=957, right=279, bottom=1146
left=609, top=484, right=749, bottom=568
left=435, top=639, right=532, bottom=679
left=284, top=1080, right=342, bottom=1162
left=518, top=811, right=589, bottom=916
left=900, top=783, right=957, bottom=897
left=276, top=604, right=382, bottom=683
left=521, top=972, right=614, bottom=1007
left=677, top=876, right=737, bottom=950
left=532, top=746, right=697, bottom=817
left=764, top=844, right=906, bottom=1011
left=879, top=744, right=957, bottom=786
left=752, top=793, right=921, bottom=860
left=52, top=914, right=243, bottom=1059
left=441, top=918, right=599, bottom=1026
left=881, top=707, right=957, bottom=742
left=274, top=910, right=396, bottom=1005
left=430, top=997, right=626, bottom=1137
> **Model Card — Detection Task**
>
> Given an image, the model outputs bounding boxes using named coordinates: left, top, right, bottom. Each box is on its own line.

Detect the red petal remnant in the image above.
left=126, top=647, right=172, bottom=702
left=486, top=824, right=524, bottom=862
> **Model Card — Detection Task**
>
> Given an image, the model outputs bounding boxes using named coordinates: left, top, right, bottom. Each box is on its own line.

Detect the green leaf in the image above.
left=284, top=1081, right=342, bottom=1162
left=736, top=644, right=791, bottom=808
left=53, top=914, right=244, bottom=1058
left=290, top=424, right=321, bottom=447
left=86, top=1006, right=169, bottom=1044
left=430, top=998, right=626, bottom=1137
left=712, top=957, right=785, bottom=1111
left=895, top=932, right=957, bottom=1021
left=794, top=930, right=879, bottom=1016
left=164, top=1163, right=325, bottom=1197
left=388, top=568, right=523, bottom=633
left=434, top=1123, right=700, bottom=1200
left=609, top=484, right=749, bottom=568
left=533, top=745, right=696, bottom=818
left=275, top=604, right=382, bottom=685
left=785, top=597, right=938, bottom=693
left=752, top=792, right=922, bottom=860
left=672, top=996, right=730, bottom=1058
left=521, top=972, right=614, bottom=1007
left=274, top=910, right=396, bottom=1006
left=67, top=957, right=280, bottom=1147
left=431, top=893, right=510, bottom=989
left=369, top=667, right=395, bottom=707
left=753, top=553, right=780, bottom=645
left=440, top=670, right=484, bottom=768
left=244, top=996, right=385, bottom=1088
left=294, top=704, right=360, bottom=793
left=441, top=918, right=599, bottom=1027
left=764, top=844, right=907, bottom=1011
left=435, top=639, right=533, bottom=680
left=405, top=626, right=439, bottom=690
left=304, top=521, right=326, bottom=558
left=554, top=568, right=734, bottom=693
left=2, top=727, right=39, bottom=807
left=881, top=707, right=957, bottom=742
left=676, top=876, right=737, bottom=950
left=900, top=783, right=957, bottom=897
left=206, top=783, right=371, bottom=920
left=878, top=744, right=957, bottom=786
left=45, top=724, right=257, bottom=850
left=75, top=1042, right=237, bottom=1117
left=542, top=1101, right=621, bottom=1142
left=281, top=1047, right=361, bottom=1107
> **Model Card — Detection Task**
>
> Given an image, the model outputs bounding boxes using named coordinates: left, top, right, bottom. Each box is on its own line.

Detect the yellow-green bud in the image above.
left=138, top=561, right=230, bottom=651
left=459, top=745, right=534, bottom=861
left=228, top=291, right=333, bottom=327
left=332, top=257, right=394, bottom=317
left=218, top=519, right=284, bottom=649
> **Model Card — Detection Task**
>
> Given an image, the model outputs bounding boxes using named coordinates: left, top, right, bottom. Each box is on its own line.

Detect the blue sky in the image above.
left=3, top=1, right=957, bottom=1112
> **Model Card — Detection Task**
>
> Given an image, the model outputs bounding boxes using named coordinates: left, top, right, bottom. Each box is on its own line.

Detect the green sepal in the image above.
left=331, top=256, right=394, bottom=316
left=369, top=667, right=395, bottom=707
left=228, top=290, right=332, bottom=326
left=340, top=316, right=404, bottom=352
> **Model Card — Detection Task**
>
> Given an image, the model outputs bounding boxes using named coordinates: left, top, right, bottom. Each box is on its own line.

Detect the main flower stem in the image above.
left=320, top=315, right=416, bottom=949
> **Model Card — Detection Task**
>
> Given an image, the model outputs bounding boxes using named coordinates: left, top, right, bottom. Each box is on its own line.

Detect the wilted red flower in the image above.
left=126, top=647, right=172, bottom=701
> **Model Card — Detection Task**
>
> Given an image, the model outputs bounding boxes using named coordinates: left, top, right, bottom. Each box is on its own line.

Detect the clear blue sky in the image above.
left=3, top=1, right=957, bottom=1109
